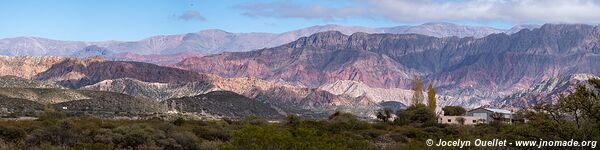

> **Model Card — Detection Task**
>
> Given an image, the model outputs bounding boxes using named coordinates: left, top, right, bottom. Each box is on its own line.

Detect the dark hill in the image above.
left=53, top=90, right=167, bottom=116
left=0, top=97, right=45, bottom=116
left=163, top=91, right=283, bottom=119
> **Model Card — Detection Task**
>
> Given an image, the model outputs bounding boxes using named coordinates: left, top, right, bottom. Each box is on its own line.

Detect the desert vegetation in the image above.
left=0, top=78, right=597, bottom=149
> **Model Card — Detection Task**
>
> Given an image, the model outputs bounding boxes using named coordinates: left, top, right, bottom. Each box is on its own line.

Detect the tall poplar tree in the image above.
left=411, top=76, right=424, bottom=106
left=427, top=83, right=437, bottom=111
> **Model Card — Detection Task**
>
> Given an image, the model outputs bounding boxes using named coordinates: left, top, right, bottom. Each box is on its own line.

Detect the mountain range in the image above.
left=0, top=23, right=598, bottom=119
left=0, top=23, right=538, bottom=63
left=0, top=56, right=383, bottom=118
left=171, top=24, right=600, bottom=108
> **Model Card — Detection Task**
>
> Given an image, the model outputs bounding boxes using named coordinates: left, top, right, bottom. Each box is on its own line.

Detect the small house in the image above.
left=438, top=116, right=483, bottom=125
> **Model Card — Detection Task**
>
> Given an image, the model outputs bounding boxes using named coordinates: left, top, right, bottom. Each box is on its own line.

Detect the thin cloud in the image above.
left=235, top=0, right=600, bottom=24
left=178, top=10, right=206, bottom=21
left=235, top=2, right=368, bottom=21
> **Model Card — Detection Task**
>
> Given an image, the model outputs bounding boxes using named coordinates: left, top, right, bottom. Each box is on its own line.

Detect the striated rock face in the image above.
left=318, top=80, right=465, bottom=111
left=172, top=31, right=424, bottom=88
left=172, top=24, right=600, bottom=108
left=163, top=91, right=284, bottom=119
left=79, top=75, right=290, bottom=101
left=0, top=56, right=67, bottom=79
left=0, top=55, right=380, bottom=115
left=494, top=74, right=599, bottom=109
left=318, top=80, right=454, bottom=107
left=79, top=76, right=380, bottom=113
left=35, top=56, right=210, bottom=88
left=80, top=78, right=218, bottom=101
left=320, top=80, right=416, bottom=104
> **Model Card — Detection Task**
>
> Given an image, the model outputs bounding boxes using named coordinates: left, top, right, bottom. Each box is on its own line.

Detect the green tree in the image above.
left=558, top=85, right=600, bottom=126
left=411, top=76, right=424, bottom=106
left=442, top=106, right=466, bottom=116
left=393, top=109, right=412, bottom=126
left=589, top=78, right=600, bottom=89
left=427, top=83, right=437, bottom=111
left=409, top=104, right=437, bottom=125
left=376, top=108, right=393, bottom=122
left=394, top=104, right=436, bottom=125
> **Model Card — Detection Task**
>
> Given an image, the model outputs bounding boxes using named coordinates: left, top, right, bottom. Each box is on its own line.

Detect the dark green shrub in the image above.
left=172, top=118, right=185, bottom=126
left=167, top=131, right=201, bottom=150
left=193, top=127, right=231, bottom=141
left=0, top=126, right=25, bottom=142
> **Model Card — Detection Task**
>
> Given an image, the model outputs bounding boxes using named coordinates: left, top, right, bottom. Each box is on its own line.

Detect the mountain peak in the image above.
left=288, top=31, right=349, bottom=49
left=421, top=22, right=458, bottom=26
left=309, top=31, right=347, bottom=37
left=84, top=55, right=106, bottom=62
left=196, top=29, right=230, bottom=34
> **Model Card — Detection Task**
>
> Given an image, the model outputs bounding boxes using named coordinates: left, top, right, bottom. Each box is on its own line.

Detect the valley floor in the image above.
left=0, top=103, right=598, bottom=150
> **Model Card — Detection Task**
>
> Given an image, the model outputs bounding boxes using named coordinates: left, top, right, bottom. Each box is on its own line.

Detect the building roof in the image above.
left=468, top=107, right=513, bottom=114
left=483, top=108, right=513, bottom=114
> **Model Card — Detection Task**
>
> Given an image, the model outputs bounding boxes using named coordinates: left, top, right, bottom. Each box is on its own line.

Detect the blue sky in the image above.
left=1, top=0, right=599, bottom=41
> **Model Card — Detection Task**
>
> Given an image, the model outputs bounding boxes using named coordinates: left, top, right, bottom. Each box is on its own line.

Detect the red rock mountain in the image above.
left=35, top=56, right=210, bottom=88
left=172, top=24, right=600, bottom=107
left=0, top=55, right=374, bottom=114
left=0, top=56, right=67, bottom=79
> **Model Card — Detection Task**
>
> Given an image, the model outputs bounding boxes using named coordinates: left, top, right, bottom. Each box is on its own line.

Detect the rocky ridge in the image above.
left=493, top=74, right=600, bottom=109
left=0, top=56, right=67, bottom=79
left=35, top=56, right=211, bottom=88
left=0, top=23, right=539, bottom=58
left=172, top=24, right=600, bottom=108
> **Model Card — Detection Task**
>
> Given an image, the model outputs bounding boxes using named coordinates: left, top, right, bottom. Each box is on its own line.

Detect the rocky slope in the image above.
left=163, top=91, right=283, bottom=118
left=320, top=80, right=420, bottom=104
left=0, top=97, right=45, bottom=116
left=172, top=24, right=600, bottom=108
left=172, top=31, right=421, bottom=88
left=35, top=56, right=210, bottom=88
left=80, top=77, right=381, bottom=114
left=0, top=56, right=67, bottom=79
left=0, top=87, right=167, bottom=115
left=0, top=55, right=382, bottom=116
left=0, top=88, right=88, bottom=104
left=0, top=75, right=64, bottom=89
left=80, top=78, right=218, bottom=101
left=318, top=80, right=461, bottom=110
left=53, top=90, right=167, bottom=115
left=493, top=74, right=600, bottom=109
